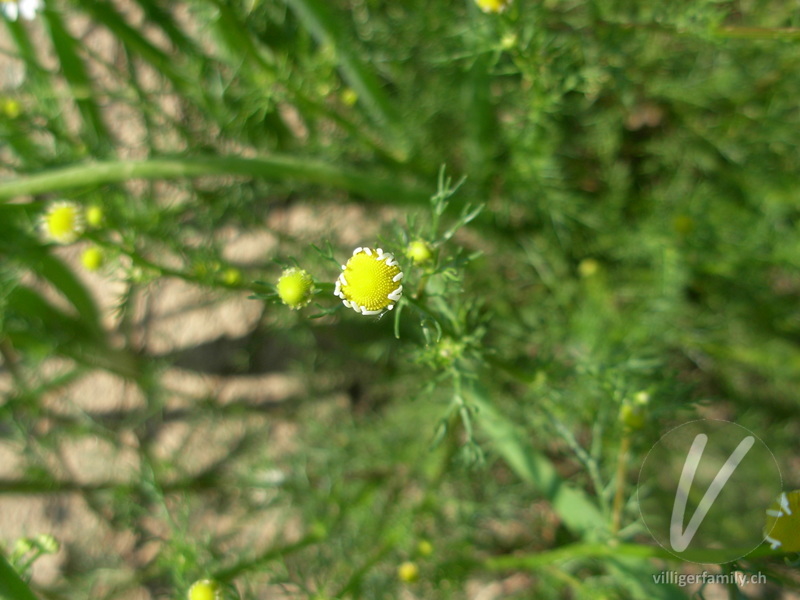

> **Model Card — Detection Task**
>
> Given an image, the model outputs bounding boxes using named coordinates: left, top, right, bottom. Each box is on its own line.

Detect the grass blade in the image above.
left=0, top=554, right=40, bottom=600
left=283, top=0, right=410, bottom=159
left=467, top=381, right=605, bottom=537
left=27, top=248, right=104, bottom=340
left=0, top=155, right=429, bottom=206
left=43, top=8, right=112, bottom=155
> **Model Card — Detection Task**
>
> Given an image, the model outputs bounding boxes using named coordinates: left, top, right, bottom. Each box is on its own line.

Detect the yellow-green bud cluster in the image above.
left=619, top=391, right=650, bottom=430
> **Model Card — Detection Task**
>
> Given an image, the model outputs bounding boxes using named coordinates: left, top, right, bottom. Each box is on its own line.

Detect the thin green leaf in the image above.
left=43, top=8, right=111, bottom=155
left=0, top=553, right=40, bottom=600
left=283, top=0, right=410, bottom=159
left=75, top=0, right=191, bottom=96
left=26, top=249, right=104, bottom=341
left=467, top=381, right=605, bottom=537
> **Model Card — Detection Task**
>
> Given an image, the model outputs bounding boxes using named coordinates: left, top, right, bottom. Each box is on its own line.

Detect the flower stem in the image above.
left=611, top=430, right=631, bottom=536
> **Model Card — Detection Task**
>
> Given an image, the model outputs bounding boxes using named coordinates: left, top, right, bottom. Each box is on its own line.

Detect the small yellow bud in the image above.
left=397, top=561, right=419, bottom=583
left=13, top=538, right=34, bottom=555
left=277, top=267, right=315, bottom=309
left=578, top=258, right=600, bottom=278
left=81, top=247, right=105, bottom=272
left=222, top=268, right=242, bottom=286
left=416, top=539, right=433, bottom=557
left=34, top=534, right=59, bottom=554
left=340, top=88, right=359, bottom=107
left=475, top=0, right=513, bottom=13
left=85, top=205, right=104, bottom=228
left=406, top=240, right=434, bottom=266
left=188, top=579, right=221, bottom=600
left=2, top=98, right=20, bottom=119
left=619, top=392, right=650, bottom=430
left=500, top=33, right=517, bottom=50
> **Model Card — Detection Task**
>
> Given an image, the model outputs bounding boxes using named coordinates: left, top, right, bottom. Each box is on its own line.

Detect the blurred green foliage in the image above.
left=1, top=0, right=800, bottom=597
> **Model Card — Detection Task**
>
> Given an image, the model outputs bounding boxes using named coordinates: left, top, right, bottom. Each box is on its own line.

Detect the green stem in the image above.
left=0, top=156, right=428, bottom=205
left=213, top=531, right=327, bottom=582
left=483, top=542, right=783, bottom=570
left=711, top=26, right=800, bottom=40
left=610, top=431, right=631, bottom=536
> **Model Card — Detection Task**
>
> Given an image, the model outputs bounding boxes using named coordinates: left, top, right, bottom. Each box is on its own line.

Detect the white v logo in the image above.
left=670, top=433, right=755, bottom=552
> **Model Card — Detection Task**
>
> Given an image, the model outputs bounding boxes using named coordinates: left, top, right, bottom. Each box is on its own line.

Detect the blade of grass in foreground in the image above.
left=0, top=554, right=40, bottom=600
left=0, top=155, right=429, bottom=206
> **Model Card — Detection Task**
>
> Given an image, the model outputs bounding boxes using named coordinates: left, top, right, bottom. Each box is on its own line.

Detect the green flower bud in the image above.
left=222, top=268, right=242, bottom=286
left=619, top=391, right=650, bottom=430
left=340, top=88, right=358, bottom=107
left=13, top=537, right=34, bottom=556
left=2, top=98, right=21, bottom=119
left=406, top=240, right=434, bottom=266
left=81, top=246, right=105, bottom=272
left=578, top=258, right=600, bottom=278
left=397, top=561, right=419, bottom=583
left=35, top=534, right=59, bottom=554
left=277, top=268, right=315, bottom=309
left=85, top=205, right=104, bottom=228
left=416, top=539, right=433, bottom=557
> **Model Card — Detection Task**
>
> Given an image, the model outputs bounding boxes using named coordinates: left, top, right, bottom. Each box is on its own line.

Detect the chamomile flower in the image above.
left=41, top=201, right=85, bottom=244
left=334, top=247, right=403, bottom=315
left=188, top=579, right=222, bottom=600
left=0, top=0, right=43, bottom=21
left=277, top=267, right=315, bottom=309
left=475, top=0, right=512, bottom=13
left=764, top=490, right=800, bottom=551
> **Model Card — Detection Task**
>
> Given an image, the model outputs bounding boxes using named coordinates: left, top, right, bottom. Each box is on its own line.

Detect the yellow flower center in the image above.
left=42, top=201, right=84, bottom=244
left=188, top=579, right=221, bottom=600
left=335, top=247, right=403, bottom=315
left=765, top=490, right=800, bottom=551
